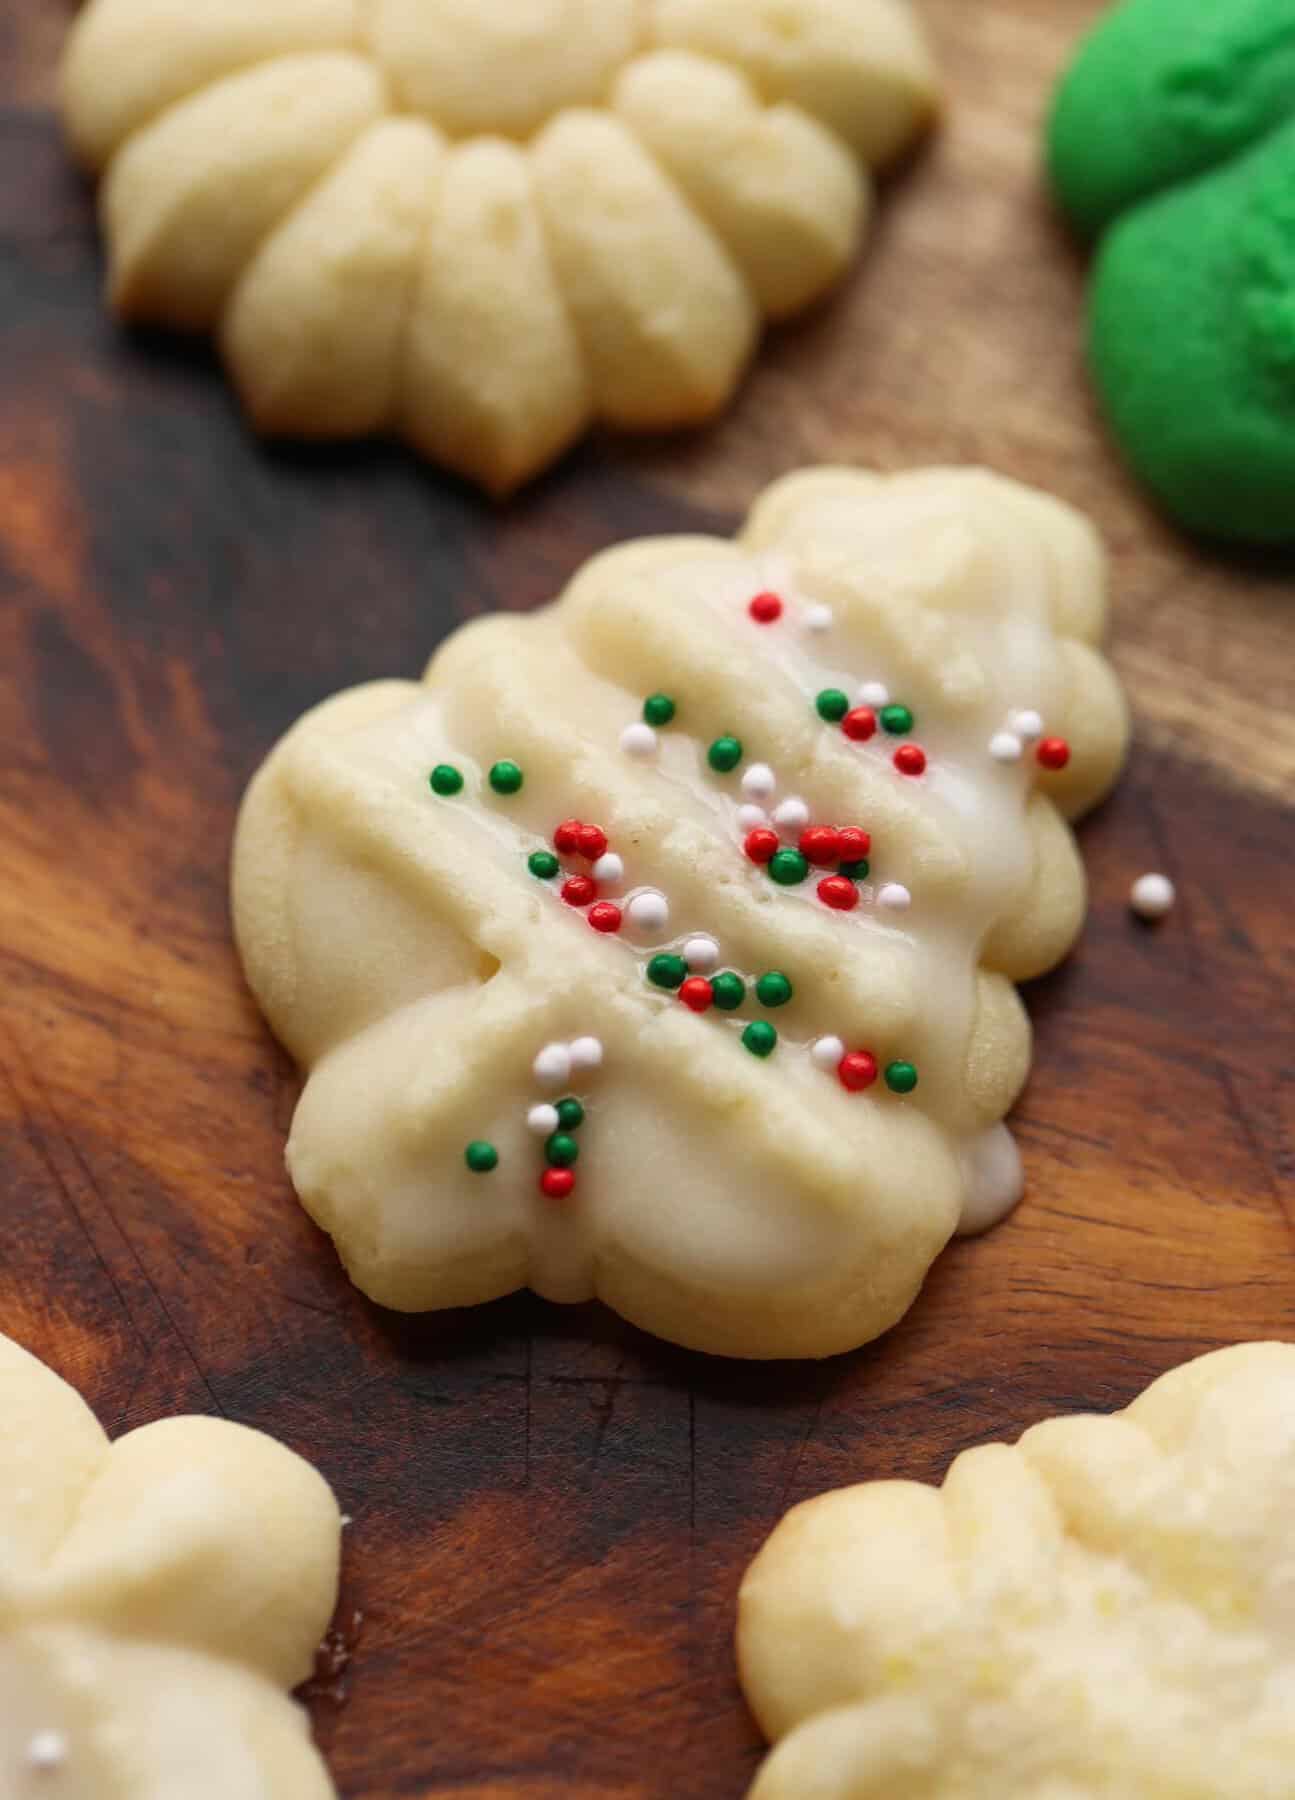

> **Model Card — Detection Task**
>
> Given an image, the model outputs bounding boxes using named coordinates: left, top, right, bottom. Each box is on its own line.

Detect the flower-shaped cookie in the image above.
left=60, top=0, right=938, bottom=495
left=739, top=1341, right=1295, bottom=1795
left=1049, top=0, right=1295, bottom=544
left=233, top=466, right=1127, bottom=1359
left=0, top=1332, right=341, bottom=1798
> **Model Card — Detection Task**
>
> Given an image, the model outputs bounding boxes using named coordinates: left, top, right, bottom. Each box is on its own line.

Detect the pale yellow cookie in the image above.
left=59, top=0, right=938, bottom=493
left=0, top=1333, right=341, bottom=1799
left=232, top=467, right=1127, bottom=1359
left=739, top=1342, right=1295, bottom=1797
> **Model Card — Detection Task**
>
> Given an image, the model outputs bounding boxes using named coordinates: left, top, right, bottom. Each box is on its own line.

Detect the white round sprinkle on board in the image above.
left=533, top=1043, right=572, bottom=1087
left=592, top=852, right=623, bottom=884
left=619, top=722, right=658, bottom=757
left=737, top=803, right=768, bottom=832
left=527, top=1103, right=560, bottom=1136
left=683, top=935, right=720, bottom=972
left=26, top=1733, right=68, bottom=1772
left=857, top=681, right=889, bottom=708
left=741, top=763, right=776, bottom=800
left=569, top=1036, right=604, bottom=1070
left=1009, top=708, right=1043, bottom=742
left=876, top=883, right=912, bottom=911
left=989, top=731, right=1023, bottom=763
left=1130, top=873, right=1176, bottom=921
left=772, top=796, right=810, bottom=831
left=626, top=891, right=670, bottom=933
left=811, top=1036, right=846, bottom=1071
left=804, top=603, right=834, bottom=632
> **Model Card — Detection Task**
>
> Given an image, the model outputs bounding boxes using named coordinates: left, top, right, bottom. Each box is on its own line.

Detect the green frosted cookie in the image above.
left=1048, top=0, right=1295, bottom=544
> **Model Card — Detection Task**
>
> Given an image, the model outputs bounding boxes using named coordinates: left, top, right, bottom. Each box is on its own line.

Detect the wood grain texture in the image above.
left=1, top=3, right=1292, bottom=1795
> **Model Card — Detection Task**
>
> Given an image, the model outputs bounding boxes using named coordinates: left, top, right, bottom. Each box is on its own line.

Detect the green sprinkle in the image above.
left=489, top=759, right=524, bottom=795
left=528, top=850, right=560, bottom=880
left=710, top=971, right=746, bottom=1011
left=556, top=1097, right=585, bottom=1131
left=464, top=1140, right=498, bottom=1173
left=768, top=848, right=810, bottom=886
left=430, top=764, right=464, bottom=797
left=815, top=688, right=850, bottom=723
left=884, top=1060, right=919, bottom=1094
left=708, top=735, right=743, bottom=773
left=880, top=704, right=914, bottom=736
left=643, top=693, right=676, bottom=727
left=742, top=1021, right=778, bottom=1058
left=648, top=953, right=688, bottom=991
left=755, top=971, right=793, bottom=1008
left=545, top=1132, right=580, bottom=1168
left=839, top=859, right=870, bottom=881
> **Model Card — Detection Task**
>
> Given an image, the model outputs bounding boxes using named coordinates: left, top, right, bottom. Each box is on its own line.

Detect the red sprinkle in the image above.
left=679, top=977, right=713, bottom=1013
left=818, top=875, right=860, bottom=911
left=588, top=901, right=623, bottom=934
left=893, top=744, right=927, bottom=777
left=576, top=823, right=609, bottom=860
left=562, top=875, right=597, bottom=908
left=838, top=1051, right=879, bottom=1092
left=748, top=591, right=783, bottom=624
left=842, top=707, right=877, bottom=742
left=554, top=818, right=583, bottom=854
left=744, top=827, right=780, bottom=865
left=799, top=825, right=842, bottom=866
left=541, top=1168, right=576, bottom=1200
left=836, top=826, right=871, bottom=861
left=1037, top=736, right=1071, bottom=771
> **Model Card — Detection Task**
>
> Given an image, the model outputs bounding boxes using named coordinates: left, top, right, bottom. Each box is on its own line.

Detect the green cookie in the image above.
left=1048, top=0, right=1295, bottom=544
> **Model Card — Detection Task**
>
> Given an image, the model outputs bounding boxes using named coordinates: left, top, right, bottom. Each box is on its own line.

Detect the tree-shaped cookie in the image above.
left=0, top=1332, right=341, bottom=1798
left=739, top=1341, right=1295, bottom=1796
left=60, top=0, right=938, bottom=495
left=1049, top=0, right=1295, bottom=544
left=233, top=466, right=1127, bottom=1360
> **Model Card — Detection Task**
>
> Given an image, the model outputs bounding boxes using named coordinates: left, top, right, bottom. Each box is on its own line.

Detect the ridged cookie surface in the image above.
left=61, top=0, right=938, bottom=493
left=740, top=1341, right=1295, bottom=1796
left=233, top=467, right=1127, bottom=1359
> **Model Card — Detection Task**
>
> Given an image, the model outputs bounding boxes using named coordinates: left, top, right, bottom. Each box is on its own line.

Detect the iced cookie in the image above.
left=232, top=466, right=1127, bottom=1360
left=1049, top=0, right=1295, bottom=544
left=739, top=1341, right=1295, bottom=1797
left=59, top=0, right=938, bottom=496
left=0, top=1332, right=341, bottom=1799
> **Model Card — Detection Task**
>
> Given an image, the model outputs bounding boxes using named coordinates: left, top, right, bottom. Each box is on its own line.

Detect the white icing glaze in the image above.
left=234, top=467, right=1128, bottom=1357
left=955, top=1123, right=1025, bottom=1235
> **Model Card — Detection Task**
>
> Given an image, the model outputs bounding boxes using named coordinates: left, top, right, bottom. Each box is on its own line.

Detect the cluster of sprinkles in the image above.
left=811, top=1035, right=918, bottom=1094
left=430, top=758, right=526, bottom=797
left=814, top=682, right=927, bottom=777
left=463, top=1037, right=604, bottom=1199
left=645, top=949, right=793, bottom=1058
left=528, top=816, right=669, bottom=938
left=987, top=708, right=1070, bottom=771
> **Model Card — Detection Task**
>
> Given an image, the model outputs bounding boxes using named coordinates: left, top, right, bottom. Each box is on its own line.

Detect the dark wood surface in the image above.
left=2, top=3, right=1293, bottom=1795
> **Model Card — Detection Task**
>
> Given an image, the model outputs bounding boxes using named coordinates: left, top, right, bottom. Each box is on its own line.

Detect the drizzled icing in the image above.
left=232, top=466, right=1128, bottom=1357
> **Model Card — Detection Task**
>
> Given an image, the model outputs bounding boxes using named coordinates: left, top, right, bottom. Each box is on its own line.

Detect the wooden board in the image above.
left=1, top=3, right=1292, bottom=1794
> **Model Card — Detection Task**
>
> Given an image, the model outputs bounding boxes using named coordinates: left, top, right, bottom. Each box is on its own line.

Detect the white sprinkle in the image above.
left=592, top=852, right=624, bottom=884
left=533, top=1043, right=572, bottom=1087
left=741, top=762, right=776, bottom=800
left=340, top=1514, right=353, bottom=1527
left=683, top=935, right=720, bottom=972
left=1009, top=708, right=1044, bottom=743
left=772, top=796, right=810, bottom=831
left=811, top=1036, right=846, bottom=1072
left=26, top=1733, right=67, bottom=1772
left=857, top=681, right=889, bottom=708
left=568, top=1036, right=604, bottom=1071
left=527, top=1103, right=560, bottom=1136
left=988, top=731, right=1023, bottom=764
left=1130, top=873, right=1176, bottom=921
left=620, top=722, right=658, bottom=758
left=804, top=603, right=834, bottom=632
left=626, top=891, right=670, bottom=933
left=876, top=883, right=912, bottom=911
left=737, top=803, right=768, bottom=832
